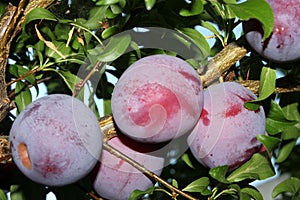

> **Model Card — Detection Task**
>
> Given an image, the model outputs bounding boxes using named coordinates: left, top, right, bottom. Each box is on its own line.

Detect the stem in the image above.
left=72, top=60, right=104, bottom=97
left=5, top=67, right=41, bottom=87
left=102, top=142, right=199, bottom=200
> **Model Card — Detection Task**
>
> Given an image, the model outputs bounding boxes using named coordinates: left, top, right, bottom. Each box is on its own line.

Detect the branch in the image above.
left=0, top=0, right=56, bottom=122
left=239, top=80, right=300, bottom=96
left=200, top=42, right=247, bottom=87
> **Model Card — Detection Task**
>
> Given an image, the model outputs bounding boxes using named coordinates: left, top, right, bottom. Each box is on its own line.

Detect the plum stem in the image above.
left=102, top=142, right=199, bottom=200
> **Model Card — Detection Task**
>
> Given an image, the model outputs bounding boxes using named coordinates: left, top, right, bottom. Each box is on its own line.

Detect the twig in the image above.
left=72, top=60, right=104, bottom=97
left=103, top=142, right=199, bottom=200
left=5, top=67, right=41, bottom=87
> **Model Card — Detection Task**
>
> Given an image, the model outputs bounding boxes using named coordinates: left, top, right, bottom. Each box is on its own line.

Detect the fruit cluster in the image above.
left=10, top=55, right=266, bottom=200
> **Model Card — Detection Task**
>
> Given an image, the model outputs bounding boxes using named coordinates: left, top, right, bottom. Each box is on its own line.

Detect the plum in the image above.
left=9, top=94, right=102, bottom=186
left=92, top=135, right=164, bottom=200
left=187, top=82, right=266, bottom=170
left=111, top=54, right=203, bottom=143
left=243, top=0, right=300, bottom=62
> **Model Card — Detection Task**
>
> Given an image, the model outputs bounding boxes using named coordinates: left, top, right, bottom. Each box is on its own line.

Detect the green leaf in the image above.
left=257, top=134, right=280, bottom=154
left=43, top=69, right=81, bottom=93
left=276, top=139, right=297, bottom=163
left=272, top=177, right=300, bottom=199
left=200, top=21, right=224, bottom=46
left=129, top=186, right=155, bottom=200
left=144, top=0, right=156, bottom=10
left=240, top=187, right=263, bottom=200
left=98, top=34, right=131, bottom=62
left=182, top=177, right=210, bottom=194
left=178, top=28, right=210, bottom=60
left=227, top=0, right=274, bottom=39
left=244, top=67, right=276, bottom=110
left=182, top=153, right=195, bottom=169
left=266, top=101, right=298, bottom=135
left=209, top=165, right=230, bottom=184
left=180, top=0, right=204, bottom=17
left=84, top=6, right=109, bottom=29
left=227, top=153, right=275, bottom=182
left=15, top=82, right=32, bottom=113
left=24, top=8, right=57, bottom=25
left=282, top=103, right=300, bottom=140
left=0, top=190, right=7, bottom=200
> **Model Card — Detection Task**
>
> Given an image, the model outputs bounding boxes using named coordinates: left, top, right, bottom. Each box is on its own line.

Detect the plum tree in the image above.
left=188, top=82, right=266, bottom=170
left=243, top=0, right=300, bottom=62
left=92, top=135, right=164, bottom=200
left=111, top=54, right=203, bottom=143
left=9, top=94, right=102, bottom=186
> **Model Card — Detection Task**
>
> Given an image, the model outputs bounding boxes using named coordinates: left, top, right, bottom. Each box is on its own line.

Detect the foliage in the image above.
left=1, top=0, right=300, bottom=199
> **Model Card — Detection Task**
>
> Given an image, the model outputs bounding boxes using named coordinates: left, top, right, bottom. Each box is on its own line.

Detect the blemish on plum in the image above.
left=200, top=109, right=210, bottom=126
left=18, top=143, right=32, bottom=170
left=224, top=104, right=242, bottom=118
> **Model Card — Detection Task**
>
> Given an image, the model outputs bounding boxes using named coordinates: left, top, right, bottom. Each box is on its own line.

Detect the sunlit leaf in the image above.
left=227, top=153, right=275, bottom=182
left=182, top=177, right=210, bottom=195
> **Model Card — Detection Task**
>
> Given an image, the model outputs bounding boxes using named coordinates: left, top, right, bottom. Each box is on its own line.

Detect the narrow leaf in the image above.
left=97, top=34, right=131, bottom=62
left=43, top=69, right=81, bottom=93
left=244, top=67, right=276, bottom=110
left=182, top=153, right=195, bottom=169
left=24, top=8, right=57, bottom=25
left=276, top=140, right=297, bottom=163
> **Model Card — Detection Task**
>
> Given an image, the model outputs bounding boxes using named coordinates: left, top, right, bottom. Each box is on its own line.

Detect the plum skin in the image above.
left=187, top=82, right=266, bottom=170
left=92, top=135, right=164, bottom=200
left=9, top=94, right=102, bottom=186
left=243, top=0, right=300, bottom=62
left=111, top=54, right=203, bottom=143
